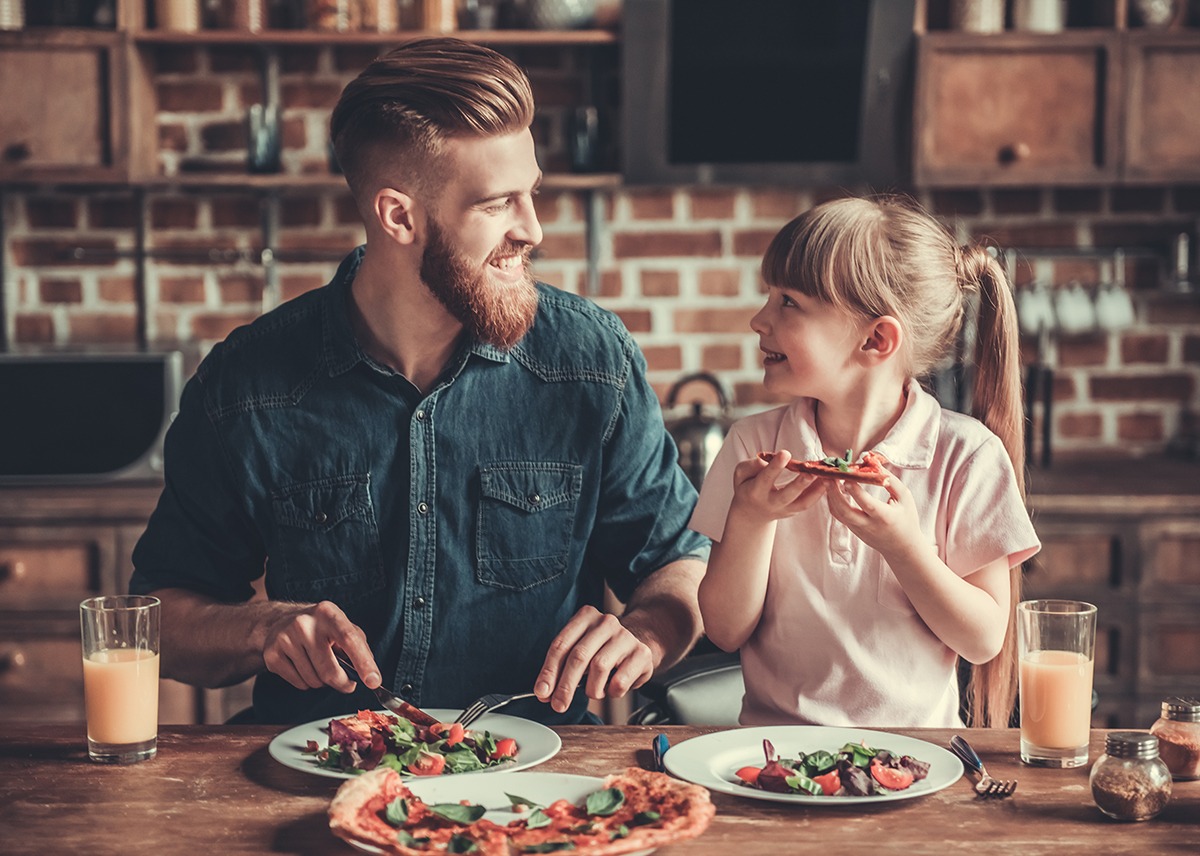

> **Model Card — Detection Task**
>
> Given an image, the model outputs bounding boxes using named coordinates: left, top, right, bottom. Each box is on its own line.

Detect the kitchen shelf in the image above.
left=0, top=172, right=621, bottom=192
left=131, top=29, right=618, bottom=47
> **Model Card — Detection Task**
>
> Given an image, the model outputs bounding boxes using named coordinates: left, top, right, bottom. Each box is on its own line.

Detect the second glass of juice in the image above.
left=1018, top=599, right=1097, bottom=768
left=80, top=595, right=161, bottom=764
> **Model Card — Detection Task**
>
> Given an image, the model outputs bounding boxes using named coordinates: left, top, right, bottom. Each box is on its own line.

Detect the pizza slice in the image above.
left=758, top=449, right=889, bottom=485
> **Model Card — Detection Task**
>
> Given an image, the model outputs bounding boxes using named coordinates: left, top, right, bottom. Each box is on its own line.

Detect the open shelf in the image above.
left=131, top=28, right=618, bottom=47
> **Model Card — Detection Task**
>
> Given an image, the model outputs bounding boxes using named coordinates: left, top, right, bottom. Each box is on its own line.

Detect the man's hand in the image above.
left=534, top=605, right=655, bottom=713
left=261, top=600, right=381, bottom=694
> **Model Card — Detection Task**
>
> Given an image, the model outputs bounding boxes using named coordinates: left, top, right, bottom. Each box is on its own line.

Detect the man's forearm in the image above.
left=618, top=557, right=706, bottom=675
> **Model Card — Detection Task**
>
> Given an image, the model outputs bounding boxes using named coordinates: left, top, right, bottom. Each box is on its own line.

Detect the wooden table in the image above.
left=2, top=725, right=1197, bottom=854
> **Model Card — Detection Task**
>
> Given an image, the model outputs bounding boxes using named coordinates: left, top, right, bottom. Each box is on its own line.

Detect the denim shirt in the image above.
left=130, top=248, right=709, bottom=725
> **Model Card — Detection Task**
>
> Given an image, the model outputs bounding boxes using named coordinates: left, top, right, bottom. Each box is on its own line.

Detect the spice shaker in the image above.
left=1089, top=732, right=1172, bottom=822
left=1150, top=697, right=1200, bottom=780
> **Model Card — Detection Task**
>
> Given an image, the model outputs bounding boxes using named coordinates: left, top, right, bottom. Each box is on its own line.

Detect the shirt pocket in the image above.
left=476, top=462, right=583, bottom=591
left=271, top=473, right=385, bottom=603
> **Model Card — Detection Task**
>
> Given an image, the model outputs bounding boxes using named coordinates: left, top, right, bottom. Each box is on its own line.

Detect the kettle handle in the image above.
left=665, top=372, right=730, bottom=411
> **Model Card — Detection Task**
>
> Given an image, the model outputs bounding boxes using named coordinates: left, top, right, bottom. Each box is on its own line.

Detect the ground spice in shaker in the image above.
left=1089, top=732, right=1172, bottom=822
left=1150, top=697, right=1200, bottom=780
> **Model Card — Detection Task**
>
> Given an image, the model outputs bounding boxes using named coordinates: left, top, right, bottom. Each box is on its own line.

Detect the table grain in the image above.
left=1, top=725, right=1197, bottom=854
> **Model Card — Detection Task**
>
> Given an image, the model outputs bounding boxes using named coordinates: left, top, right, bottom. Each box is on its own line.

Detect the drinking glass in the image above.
left=1018, top=599, right=1097, bottom=768
left=80, top=595, right=161, bottom=764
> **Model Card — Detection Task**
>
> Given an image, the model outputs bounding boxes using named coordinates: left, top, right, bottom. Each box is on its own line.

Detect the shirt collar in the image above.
left=320, top=246, right=513, bottom=377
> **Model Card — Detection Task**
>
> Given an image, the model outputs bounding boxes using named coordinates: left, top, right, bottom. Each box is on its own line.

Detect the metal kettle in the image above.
left=664, top=372, right=732, bottom=490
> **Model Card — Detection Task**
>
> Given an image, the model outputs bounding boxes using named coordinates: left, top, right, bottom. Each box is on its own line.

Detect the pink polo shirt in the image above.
left=689, top=382, right=1040, bottom=727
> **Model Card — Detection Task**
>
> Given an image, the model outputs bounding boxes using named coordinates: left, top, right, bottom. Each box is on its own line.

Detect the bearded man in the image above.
left=129, top=39, right=709, bottom=725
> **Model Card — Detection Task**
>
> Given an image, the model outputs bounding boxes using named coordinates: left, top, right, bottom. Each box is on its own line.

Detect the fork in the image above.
left=949, top=735, right=1018, bottom=798
left=454, top=691, right=539, bottom=728
left=333, top=652, right=438, bottom=727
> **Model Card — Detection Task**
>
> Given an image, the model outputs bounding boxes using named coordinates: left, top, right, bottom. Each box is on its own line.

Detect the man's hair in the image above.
left=330, top=38, right=534, bottom=205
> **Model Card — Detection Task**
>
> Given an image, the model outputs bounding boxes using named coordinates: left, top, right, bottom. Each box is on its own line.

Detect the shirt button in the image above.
left=414, top=596, right=426, bottom=608
left=417, top=501, right=429, bottom=514
left=400, top=683, right=413, bottom=695
left=314, top=511, right=327, bottom=524
left=528, top=493, right=541, bottom=505
left=416, top=409, right=426, bottom=421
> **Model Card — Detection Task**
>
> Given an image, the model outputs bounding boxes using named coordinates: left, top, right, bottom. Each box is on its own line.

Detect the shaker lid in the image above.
left=1104, top=731, right=1159, bottom=759
left=1161, top=696, right=1200, bottom=722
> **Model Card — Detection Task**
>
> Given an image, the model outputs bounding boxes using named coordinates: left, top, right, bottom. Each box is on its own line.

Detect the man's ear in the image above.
left=860, top=315, right=904, bottom=362
left=373, top=187, right=419, bottom=245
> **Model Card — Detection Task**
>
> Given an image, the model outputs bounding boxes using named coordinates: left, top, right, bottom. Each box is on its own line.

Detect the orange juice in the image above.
left=83, top=649, right=159, bottom=745
left=1020, top=649, right=1093, bottom=749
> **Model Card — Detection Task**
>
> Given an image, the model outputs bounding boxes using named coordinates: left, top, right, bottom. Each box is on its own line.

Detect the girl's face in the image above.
left=750, top=286, right=866, bottom=399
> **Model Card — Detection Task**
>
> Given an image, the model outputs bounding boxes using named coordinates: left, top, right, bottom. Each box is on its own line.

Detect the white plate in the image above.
left=343, top=772, right=653, bottom=856
left=663, top=725, right=962, bottom=805
left=268, top=708, right=561, bottom=780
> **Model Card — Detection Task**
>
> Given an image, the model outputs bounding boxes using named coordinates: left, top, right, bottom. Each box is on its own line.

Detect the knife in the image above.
left=333, top=651, right=439, bottom=727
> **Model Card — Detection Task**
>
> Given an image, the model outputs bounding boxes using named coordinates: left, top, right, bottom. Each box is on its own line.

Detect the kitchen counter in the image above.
left=2, top=725, right=1197, bottom=854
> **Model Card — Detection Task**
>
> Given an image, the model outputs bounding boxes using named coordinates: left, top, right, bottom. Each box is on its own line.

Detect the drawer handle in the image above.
left=998, top=142, right=1031, bottom=165
left=0, top=560, right=27, bottom=583
left=0, top=650, right=28, bottom=674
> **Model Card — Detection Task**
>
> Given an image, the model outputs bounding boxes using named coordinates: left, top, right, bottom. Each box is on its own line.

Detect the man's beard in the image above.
left=420, top=219, right=538, bottom=351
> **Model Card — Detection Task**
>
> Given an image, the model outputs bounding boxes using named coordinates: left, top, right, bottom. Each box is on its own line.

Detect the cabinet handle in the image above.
left=2, top=141, right=31, bottom=163
left=998, top=142, right=1031, bottom=165
left=0, top=650, right=28, bottom=675
left=0, top=560, right=27, bottom=584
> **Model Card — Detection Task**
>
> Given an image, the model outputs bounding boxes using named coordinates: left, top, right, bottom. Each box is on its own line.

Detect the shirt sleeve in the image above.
left=688, top=422, right=755, bottom=543
left=582, top=344, right=710, bottom=603
left=944, top=434, right=1041, bottom=577
left=128, top=372, right=264, bottom=603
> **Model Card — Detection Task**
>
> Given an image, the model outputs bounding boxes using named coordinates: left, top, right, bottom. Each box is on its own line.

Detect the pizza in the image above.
left=758, top=449, right=889, bottom=485
left=327, top=766, right=716, bottom=855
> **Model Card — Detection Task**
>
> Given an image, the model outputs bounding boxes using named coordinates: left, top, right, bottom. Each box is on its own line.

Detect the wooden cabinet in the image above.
left=1123, top=33, right=1200, bottom=182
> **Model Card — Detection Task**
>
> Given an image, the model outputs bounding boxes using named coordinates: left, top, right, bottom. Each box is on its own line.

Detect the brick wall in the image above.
left=2, top=45, right=1199, bottom=459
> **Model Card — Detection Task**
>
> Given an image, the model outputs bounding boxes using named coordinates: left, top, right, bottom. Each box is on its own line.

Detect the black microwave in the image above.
left=622, top=0, right=916, bottom=187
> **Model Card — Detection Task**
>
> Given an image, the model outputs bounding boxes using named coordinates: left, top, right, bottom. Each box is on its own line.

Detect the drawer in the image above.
left=0, top=526, right=116, bottom=610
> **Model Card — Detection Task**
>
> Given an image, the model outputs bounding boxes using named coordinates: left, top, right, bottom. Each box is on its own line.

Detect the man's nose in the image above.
left=510, top=196, right=543, bottom=248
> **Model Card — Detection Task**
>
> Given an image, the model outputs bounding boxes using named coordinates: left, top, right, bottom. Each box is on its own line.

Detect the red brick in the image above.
left=702, top=344, right=743, bottom=371
left=158, top=276, right=206, bottom=304
left=1120, top=333, right=1170, bottom=365
left=98, top=276, right=136, bottom=303
left=698, top=269, right=741, bottom=297
left=150, top=198, right=198, bottom=230
left=1056, top=336, right=1108, bottom=368
left=152, top=45, right=199, bottom=73
left=11, top=238, right=114, bottom=267
left=526, top=74, right=582, bottom=108
left=930, top=190, right=984, bottom=217
left=209, top=47, right=259, bottom=73
left=533, top=191, right=578, bottom=224
left=190, top=311, right=260, bottom=341
left=158, top=122, right=189, bottom=152
left=1089, top=374, right=1194, bottom=402
left=280, top=273, right=328, bottom=302
left=282, top=116, right=307, bottom=149
left=1058, top=412, right=1102, bottom=439
left=200, top=120, right=245, bottom=152
left=613, top=231, right=721, bottom=259
left=25, top=197, right=77, bottom=229
left=990, top=189, right=1043, bottom=215
left=627, top=190, right=676, bottom=220
left=642, top=345, right=682, bottom=372
left=536, top=233, right=585, bottom=260
left=332, top=45, right=384, bottom=72
left=68, top=314, right=138, bottom=344
left=153, top=235, right=240, bottom=256
left=1052, top=188, right=1104, bottom=214
left=750, top=190, right=804, bottom=219
left=40, top=279, right=82, bottom=303
left=1146, top=297, right=1200, bottom=325
left=14, top=314, right=54, bottom=343
left=1053, top=374, right=1077, bottom=401
left=732, top=229, right=779, bottom=258
left=280, top=47, right=321, bottom=74
left=1012, top=257, right=1036, bottom=287
left=1184, top=334, right=1200, bottom=363
left=87, top=198, right=138, bottom=230
left=588, top=271, right=621, bottom=297
left=1111, top=187, right=1167, bottom=213
left=211, top=195, right=261, bottom=228
left=1092, top=222, right=1190, bottom=253
left=333, top=195, right=363, bottom=225
left=812, top=187, right=857, bottom=205
left=281, top=81, right=344, bottom=110
left=536, top=268, right=569, bottom=290
left=1117, top=412, right=1165, bottom=442
left=277, top=232, right=360, bottom=254
left=641, top=270, right=679, bottom=297
left=157, top=81, right=223, bottom=113
left=673, top=307, right=756, bottom=334
left=1053, top=258, right=1101, bottom=285
left=219, top=274, right=263, bottom=304
left=614, top=308, right=652, bottom=333
left=689, top=190, right=737, bottom=220
left=970, top=223, right=1078, bottom=248
left=279, top=196, right=322, bottom=227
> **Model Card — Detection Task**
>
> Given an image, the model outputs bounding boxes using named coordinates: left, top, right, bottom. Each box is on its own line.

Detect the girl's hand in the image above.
left=728, top=449, right=827, bottom=521
left=825, top=464, right=926, bottom=561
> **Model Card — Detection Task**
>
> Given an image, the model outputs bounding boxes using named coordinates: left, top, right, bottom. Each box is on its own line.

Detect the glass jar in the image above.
left=1150, top=697, right=1200, bottom=781
left=1089, top=732, right=1172, bottom=822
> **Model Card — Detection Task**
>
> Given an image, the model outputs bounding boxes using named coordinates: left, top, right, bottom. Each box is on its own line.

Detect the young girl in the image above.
left=691, top=195, right=1040, bottom=728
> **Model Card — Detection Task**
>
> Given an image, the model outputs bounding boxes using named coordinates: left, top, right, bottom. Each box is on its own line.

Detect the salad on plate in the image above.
left=735, top=738, right=931, bottom=797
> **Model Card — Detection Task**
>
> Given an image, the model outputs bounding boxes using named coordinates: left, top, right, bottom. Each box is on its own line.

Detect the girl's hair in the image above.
left=330, top=38, right=534, bottom=207
left=762, top=194, right=1024, bottom=728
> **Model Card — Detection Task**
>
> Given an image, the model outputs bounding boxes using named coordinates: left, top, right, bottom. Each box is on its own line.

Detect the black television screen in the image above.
left=623, top=0, right=916, bottom=186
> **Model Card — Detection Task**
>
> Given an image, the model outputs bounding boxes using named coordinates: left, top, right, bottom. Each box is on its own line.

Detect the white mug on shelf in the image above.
left=950, top=0, right=1005, bottom=33
left=1017, top=282, right=1057, bottom=337
left=1012, top=0, right=1066, bottom=32
left=1095, top=282, right=1136, bottom=332
left=1054, top=282, right=1097, bottom=335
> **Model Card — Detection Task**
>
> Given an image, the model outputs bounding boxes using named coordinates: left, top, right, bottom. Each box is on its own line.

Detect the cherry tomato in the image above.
left=870, top=760, right=914, bottom=791
left=443, top=722, right=465, bottom=747
left=734, top=766, right=762, bottom=785
left=406, top=751, right=446, bottom=776
left=491, top=738, right=518, bottom=759
left=812, top=769, right=842, bottom=796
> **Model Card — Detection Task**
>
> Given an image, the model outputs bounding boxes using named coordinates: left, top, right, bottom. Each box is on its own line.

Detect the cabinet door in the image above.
left=914, top=33, right=1120, bottom=186
left=1124, top=34, right=1200, bottom=182
left=0, top=32, right=127, bottom=182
